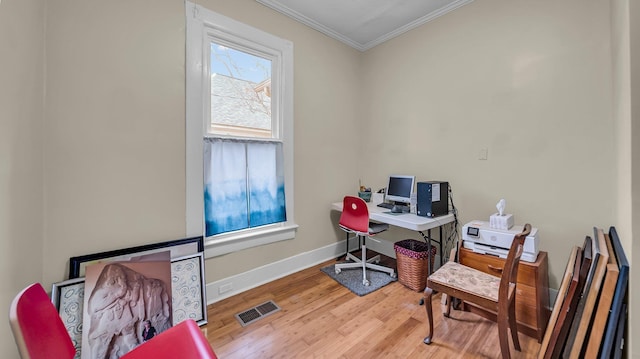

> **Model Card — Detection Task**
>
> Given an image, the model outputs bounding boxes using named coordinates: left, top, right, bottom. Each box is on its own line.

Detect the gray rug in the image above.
left=321, top=263, right=397, bottom=296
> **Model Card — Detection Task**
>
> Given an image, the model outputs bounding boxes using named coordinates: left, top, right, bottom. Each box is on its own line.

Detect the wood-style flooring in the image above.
left=202, top=254, right=541, bottom=358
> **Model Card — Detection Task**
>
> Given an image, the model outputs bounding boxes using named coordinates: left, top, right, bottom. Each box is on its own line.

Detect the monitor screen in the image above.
left=385, top=175, right=415, bottom=204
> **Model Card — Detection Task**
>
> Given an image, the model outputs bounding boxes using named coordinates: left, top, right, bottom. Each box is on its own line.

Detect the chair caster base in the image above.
left=423, top=337, right=432, bottom=345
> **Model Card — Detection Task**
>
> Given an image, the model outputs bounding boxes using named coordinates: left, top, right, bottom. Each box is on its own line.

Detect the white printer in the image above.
left=462, top=221, right=540, bottom=263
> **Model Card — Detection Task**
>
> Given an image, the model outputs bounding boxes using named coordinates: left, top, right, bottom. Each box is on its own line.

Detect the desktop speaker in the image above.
left=416, top=181, right=449, bottom=217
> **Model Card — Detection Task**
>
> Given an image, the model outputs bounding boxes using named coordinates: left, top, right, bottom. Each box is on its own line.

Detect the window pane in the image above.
left=210, top=42, right=272, bottom=138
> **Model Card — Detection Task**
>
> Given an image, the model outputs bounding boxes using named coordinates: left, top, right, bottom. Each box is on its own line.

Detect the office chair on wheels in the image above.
left=423, top=223, right=531, bottom=359
left=335, top=196, right=396, bottom=286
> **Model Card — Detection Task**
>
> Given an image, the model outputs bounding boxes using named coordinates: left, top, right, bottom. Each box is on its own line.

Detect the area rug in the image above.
left=320, top=263, right=397, bottom=296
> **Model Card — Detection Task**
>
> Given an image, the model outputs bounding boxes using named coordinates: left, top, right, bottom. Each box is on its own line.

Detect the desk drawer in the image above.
left=459, top=247, right=537, bottom=286
left=458, top=247, right=550, bottom=342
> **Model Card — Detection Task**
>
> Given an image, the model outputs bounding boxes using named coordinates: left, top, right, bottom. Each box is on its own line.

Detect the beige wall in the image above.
left=39, top=0, right=360, bottom=286
left=362, top=0, right=614, bottom=289
left=0, top=0, right=45, bottom=356
left=1, top=0, right=637, bottom=357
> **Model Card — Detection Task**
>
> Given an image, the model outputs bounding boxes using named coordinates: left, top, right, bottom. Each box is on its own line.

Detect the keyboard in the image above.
left=377, top=202, right=409, bottom=212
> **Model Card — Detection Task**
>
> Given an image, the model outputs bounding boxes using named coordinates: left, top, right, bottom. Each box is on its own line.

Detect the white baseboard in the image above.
left=206, top=235, right=442, bottom=304
left=206, top=240, right=345, bottom=304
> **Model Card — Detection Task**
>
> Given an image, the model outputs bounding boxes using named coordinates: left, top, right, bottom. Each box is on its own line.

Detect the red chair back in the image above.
left=339, top=196, right=370, bottom=234
left=123, top=319, right=218, bottom=359
left=9, top=283, right=76, bottom=359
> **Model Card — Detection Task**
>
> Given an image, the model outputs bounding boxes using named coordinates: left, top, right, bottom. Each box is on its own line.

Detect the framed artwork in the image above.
left=69, top=236, right=203, bottom=279
left=51, top=277, right=85, bottom=359
left=171, top=252, right=208, bottom=326
left=600, top=226, right=629, bottom=359
left=584, top=231, right=619, bottom=357
left=565, top=228, right=609, bottom=358
left=544, top=244, right=586, bottom=359
left=537, top=245, right=578, bottom=359
left=81, top=258, right=173, bottom=359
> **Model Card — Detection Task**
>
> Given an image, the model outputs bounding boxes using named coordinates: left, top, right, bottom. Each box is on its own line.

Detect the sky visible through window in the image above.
left=210, top=43, right=271, bottom=84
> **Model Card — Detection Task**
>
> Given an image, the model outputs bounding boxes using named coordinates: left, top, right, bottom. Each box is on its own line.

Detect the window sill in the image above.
left=204, top=223, right=298, bottom=258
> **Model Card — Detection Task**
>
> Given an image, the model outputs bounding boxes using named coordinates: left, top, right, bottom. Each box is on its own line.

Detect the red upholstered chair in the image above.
left=9, top=282, right=218, bottom=359
left=335, top=196, right=395, bottom=286
left=124, top=319, right=217, bottom=358
left=9, top=283, right=75, bottom=359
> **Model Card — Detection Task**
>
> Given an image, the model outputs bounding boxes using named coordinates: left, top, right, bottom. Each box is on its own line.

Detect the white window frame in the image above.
left=186, top=2, right=297, bottom=258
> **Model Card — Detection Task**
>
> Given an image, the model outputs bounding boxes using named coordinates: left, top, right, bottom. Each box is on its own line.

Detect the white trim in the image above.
left=255, top=0, right=474, bottom=51
left=206, top=239, right=345, bottom=303
left=204, top=223, right=298, bottom=258
left=185, top=2, right=296, bottom=248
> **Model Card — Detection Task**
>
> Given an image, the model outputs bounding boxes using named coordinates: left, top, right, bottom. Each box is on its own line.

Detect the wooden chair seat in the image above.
left=428, top=261, right=515, bottom=304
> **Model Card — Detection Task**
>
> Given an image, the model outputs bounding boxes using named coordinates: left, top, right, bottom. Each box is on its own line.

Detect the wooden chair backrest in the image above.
left=498, top=223, right=532, bottom=303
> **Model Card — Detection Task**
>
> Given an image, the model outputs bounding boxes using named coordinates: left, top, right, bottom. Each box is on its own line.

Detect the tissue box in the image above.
left=371, top=193, right=384, bottom=205
left=490, top=213, right=514, bottom=230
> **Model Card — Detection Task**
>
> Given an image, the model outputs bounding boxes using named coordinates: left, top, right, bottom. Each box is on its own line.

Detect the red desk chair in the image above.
left=335, top=196, right=396, bottom=286
left=9, top=282, right=218, bottom=359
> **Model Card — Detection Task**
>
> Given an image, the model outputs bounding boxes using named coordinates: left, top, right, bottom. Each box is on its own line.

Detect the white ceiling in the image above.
left=256, top=0, right=474, bottom=51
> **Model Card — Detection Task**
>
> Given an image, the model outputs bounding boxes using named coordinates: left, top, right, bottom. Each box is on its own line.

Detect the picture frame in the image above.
left=81, top=258, right=173, bottom=359
left=564, top=228, right=609, bottom=358
left=584, top=231, right=619, bottom=357
left=544, top=236, right=594, bottom=359
left=68, top=236, right=204, bottom=279
left=600, top=226, right=629, bottom=359
left=51, top=277, right=85, bottom=359
left=171, top=252, right=208, bottom=326
left=545, top=244, right=586, bottom=359
left=538, top=245, right=578, bottom=359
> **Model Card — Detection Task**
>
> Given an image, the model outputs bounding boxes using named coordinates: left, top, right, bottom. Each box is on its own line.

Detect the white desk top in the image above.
left=331, top=201, right=455, bottom=232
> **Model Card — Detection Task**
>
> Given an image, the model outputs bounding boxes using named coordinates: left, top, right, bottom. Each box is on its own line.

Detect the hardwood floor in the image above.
left=202, top=255, right=541, bottom=358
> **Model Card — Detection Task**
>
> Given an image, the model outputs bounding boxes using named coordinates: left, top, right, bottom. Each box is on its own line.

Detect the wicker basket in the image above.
left=394, top=239, right=437, bottom=292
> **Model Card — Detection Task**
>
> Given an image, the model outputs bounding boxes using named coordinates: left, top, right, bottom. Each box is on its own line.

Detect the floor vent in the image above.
left=235, top=300, right=281, bottom=327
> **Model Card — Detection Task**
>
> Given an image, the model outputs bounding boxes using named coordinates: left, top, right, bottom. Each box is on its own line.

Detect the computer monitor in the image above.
left=385, top=175, right=416, bottom=204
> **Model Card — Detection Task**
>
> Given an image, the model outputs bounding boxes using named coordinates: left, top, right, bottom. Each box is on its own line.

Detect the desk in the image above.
left=331, top=201, right=456, bottom=274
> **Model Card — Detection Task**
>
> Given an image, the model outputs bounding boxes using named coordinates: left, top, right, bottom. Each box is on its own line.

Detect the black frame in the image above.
left=600, top=227, right=629, bottom=359
left=68, top=236, right=204, bottom=279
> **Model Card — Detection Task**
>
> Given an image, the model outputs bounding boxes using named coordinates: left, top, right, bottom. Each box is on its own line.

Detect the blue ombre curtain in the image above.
left=204, top=138, right=286, bottom=237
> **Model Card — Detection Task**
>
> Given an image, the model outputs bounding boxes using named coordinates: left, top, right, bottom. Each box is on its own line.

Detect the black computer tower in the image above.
left=416, top=181, right=449, bottom=217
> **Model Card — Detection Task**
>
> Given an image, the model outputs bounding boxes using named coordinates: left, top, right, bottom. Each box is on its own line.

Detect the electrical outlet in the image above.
left=478, top=148, right=488, bottom=160
left=219, top=283, right=233, bottom=294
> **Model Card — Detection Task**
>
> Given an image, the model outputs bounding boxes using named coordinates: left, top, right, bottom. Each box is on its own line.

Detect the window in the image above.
left=186, top=2, right=296, bottom=257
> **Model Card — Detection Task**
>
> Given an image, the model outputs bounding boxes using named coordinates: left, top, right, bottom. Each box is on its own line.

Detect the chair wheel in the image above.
left=423, top=337, right=432, bottom=345
left=419, top=298, right=425, bottom=306
left=363, top=279, right=370, bottom=286
left=335, top=268, right=341, bottom=274
left=390, top=272, right=396, bottom=279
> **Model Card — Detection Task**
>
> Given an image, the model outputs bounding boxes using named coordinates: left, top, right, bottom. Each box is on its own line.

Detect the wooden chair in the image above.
left=423, top=223, right=532, bottom=359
